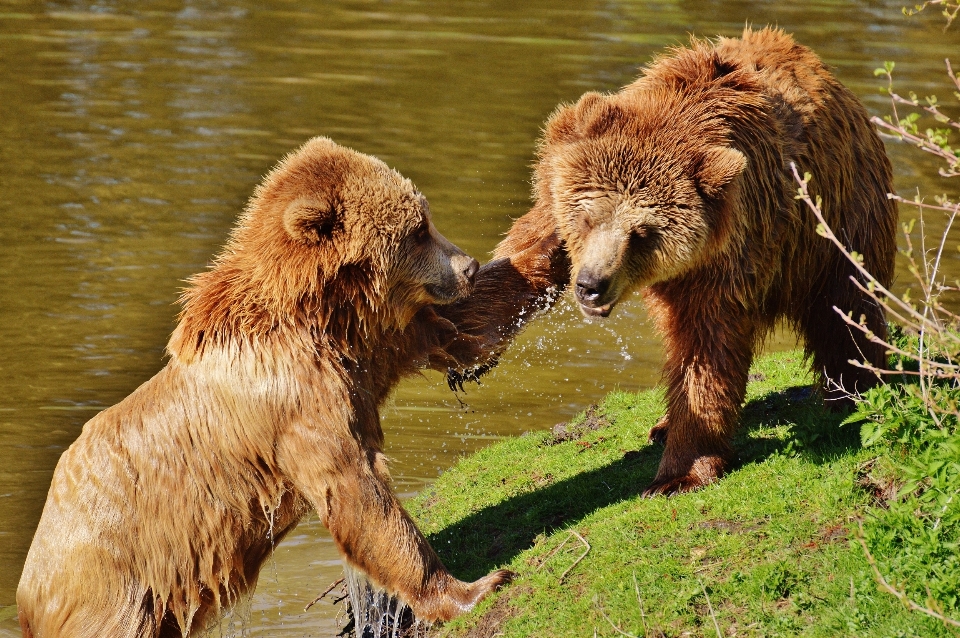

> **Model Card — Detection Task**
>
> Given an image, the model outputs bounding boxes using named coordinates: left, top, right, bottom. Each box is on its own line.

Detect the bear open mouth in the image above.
left=578, top=301, right=615, bottom=318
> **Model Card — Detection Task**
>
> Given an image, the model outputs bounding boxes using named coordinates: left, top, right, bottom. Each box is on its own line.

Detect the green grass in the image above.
left=409, top=351, right=954, bottom=637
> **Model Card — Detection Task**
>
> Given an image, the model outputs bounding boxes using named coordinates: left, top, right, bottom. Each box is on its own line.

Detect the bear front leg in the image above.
left=642, top=287, right=756, bottom=496
left=278, top=427, right=512, bottom=622
left=434, top=201, right=570, bottom=380
left=325, top=455, right=511, bottom=622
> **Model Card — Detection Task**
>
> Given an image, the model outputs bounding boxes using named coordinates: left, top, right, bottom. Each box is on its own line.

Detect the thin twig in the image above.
left=559, top=530, right=591, bottom=583
left=792, top=163, right=934, bottom=327
left=700, top=580, right=723, bottom=638
left=842, top=275, right=938, bottom=336
left=832, top=306, right=960, bottom=370
left=854, top=520, right=960, bottom=628
left=304, top=577, right=345, bottom=612
left=597, top=600, right=640, bottom=638
left=893, top=194, right=960, bottom=214
left=536, top=532, right=573, bottom=571
left=633, top=572, right=648, bottom=638
left=537, top=529, right=591, bottom=583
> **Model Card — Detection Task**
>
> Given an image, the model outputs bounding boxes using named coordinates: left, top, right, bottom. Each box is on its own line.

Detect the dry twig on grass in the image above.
left=596, top=599, right=641, bottom=638
left=699, top=580, right=723, bottom=638
left=559, top=530, right=591, bottom=583
left=537, top=529, right=591, bottom=584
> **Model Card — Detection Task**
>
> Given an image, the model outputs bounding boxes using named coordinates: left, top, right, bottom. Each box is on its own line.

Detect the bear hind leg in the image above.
left=797, top=271, right=887, bottom=405
left=647, top=415, right=669, bottom=446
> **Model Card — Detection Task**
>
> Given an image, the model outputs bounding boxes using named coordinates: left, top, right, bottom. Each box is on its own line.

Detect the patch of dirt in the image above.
left=451, top=585, right=529, bottom=638
left=529, top=471, right=554, bottom=488
left=547, top=404, right=609, bottom=445
left=818, top=523, right=847, bottom=543
left=697, top=519, right=745, bottom=533
left=420, top=490, right=440, bottom=512
left=854, top=458, right=902, bottom=508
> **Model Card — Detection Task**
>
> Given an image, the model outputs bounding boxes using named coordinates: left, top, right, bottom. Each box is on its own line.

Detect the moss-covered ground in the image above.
left=408, top=351, right=952, bottom=637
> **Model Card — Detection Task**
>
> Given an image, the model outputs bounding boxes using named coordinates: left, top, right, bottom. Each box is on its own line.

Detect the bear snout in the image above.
left=460, top=256, right=479, bottom=287
left=450, top=253, right=479, bottom=294
left=424, top=254, right=479, bottom=304
left=575, top=269, right=616, bottom=317
left=575, top=270, right=608, bottom=304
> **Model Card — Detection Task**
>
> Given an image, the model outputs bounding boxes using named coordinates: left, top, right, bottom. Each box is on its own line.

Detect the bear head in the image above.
left=172, top=137, right=478, bottom=358
left=535, top=89, right=748, bottom=318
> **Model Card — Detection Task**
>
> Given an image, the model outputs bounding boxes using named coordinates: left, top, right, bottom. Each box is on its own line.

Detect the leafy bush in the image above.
left=793, top=2, right=960, bottom=629
left=849, top=361, right=960, bottom=626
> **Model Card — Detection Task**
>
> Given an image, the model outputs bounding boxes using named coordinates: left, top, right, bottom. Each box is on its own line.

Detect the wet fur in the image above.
left=440, top=27, right=896, bottom=495
left=17, top=137, right=508, bottom=637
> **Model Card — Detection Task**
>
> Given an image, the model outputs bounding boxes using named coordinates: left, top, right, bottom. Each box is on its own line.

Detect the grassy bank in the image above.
left=409, top=351, right=953, bottom=637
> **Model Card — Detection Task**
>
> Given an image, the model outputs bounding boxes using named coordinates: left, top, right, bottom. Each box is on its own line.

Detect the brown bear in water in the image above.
left=17, top=137, right=510, bottom=637
left=440, top=27, right=897, bottom=495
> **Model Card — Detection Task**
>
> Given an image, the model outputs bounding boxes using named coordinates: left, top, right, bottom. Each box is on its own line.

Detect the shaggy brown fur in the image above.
left=441, top=27, right=897, bottom=495
left=17, top=137, right=510, bottom=638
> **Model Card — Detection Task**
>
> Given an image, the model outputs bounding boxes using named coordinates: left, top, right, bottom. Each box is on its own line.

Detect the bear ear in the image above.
left=542, top=92, right=607, bottom=146
left=693, top=146, right=747, bottom=200
left=283, top=196, right=341, bottom=244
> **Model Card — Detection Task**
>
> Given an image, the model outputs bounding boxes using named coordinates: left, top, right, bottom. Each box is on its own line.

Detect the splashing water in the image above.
left=200, top=595, right=254, bottom=638
left=342, top=566, right=430, bottom=638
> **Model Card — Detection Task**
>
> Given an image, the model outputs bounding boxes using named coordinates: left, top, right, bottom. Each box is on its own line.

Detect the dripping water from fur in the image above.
left=263, top=498, right=283, bottom=625
left=200, top=596, right=254, bottom=638
left=341, top=565, right=430, bottom=638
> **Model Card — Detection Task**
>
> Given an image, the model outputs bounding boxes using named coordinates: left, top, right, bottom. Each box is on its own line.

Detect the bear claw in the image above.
left=466, top=569, right=515, bottom=608
left=446, top=360, right=499, bottom=392
left=648, top=417, right=669, bottom=446
left=642, top=473, right=714, bottom=498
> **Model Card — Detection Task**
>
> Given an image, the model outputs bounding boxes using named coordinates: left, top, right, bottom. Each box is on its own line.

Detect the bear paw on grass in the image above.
left=16, top=137, right=510, bottom=638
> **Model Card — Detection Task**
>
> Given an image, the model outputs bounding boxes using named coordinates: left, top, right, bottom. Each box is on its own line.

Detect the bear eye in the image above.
left=629, top=226, right=658, bottom=251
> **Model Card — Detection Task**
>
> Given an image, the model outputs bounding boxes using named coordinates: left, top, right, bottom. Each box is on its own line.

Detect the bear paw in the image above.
left=446, top=359, right=500, bottom=392
left=642, top=454, right=726, bottom=497
left=641, top=472, right=713, bottom=497
left=419, top=569, right=515, bottom=622
left=647, top=416, right=669, bottom=446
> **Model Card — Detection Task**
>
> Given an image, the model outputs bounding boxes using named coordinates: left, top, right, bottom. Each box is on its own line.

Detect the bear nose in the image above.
left=462, top=258, right=479, bottom=286
left=575, top=271, right=609, bottom=306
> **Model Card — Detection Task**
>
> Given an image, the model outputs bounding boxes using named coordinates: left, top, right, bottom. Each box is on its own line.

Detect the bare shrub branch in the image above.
left=871, top=57, right=959, bottom=178
left=903, top=0, right=960, bottom=29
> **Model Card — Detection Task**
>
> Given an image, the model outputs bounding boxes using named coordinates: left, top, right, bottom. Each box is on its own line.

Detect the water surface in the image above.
left=1, top=1, right=958, bottom=635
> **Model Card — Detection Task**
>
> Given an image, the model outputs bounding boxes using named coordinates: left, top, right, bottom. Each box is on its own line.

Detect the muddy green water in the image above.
left=1, top=1, right=957, bottom=635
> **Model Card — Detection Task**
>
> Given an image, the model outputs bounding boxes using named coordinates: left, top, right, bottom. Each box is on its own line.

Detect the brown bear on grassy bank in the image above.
left=17, top=137, right=510, bottom=637
left=440, top=27, right=897, bottom=495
